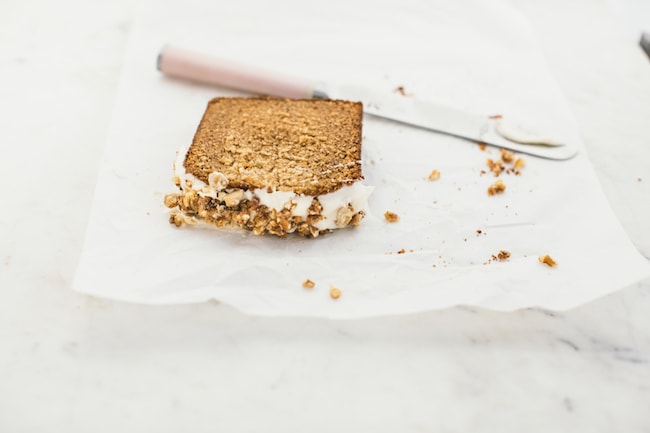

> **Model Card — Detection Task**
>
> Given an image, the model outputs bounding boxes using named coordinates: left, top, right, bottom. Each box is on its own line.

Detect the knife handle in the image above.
left=157, top=45, right=318, bottom=99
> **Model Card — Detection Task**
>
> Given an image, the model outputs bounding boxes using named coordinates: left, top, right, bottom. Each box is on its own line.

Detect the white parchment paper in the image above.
left=73, top=0, right=650, bottom=318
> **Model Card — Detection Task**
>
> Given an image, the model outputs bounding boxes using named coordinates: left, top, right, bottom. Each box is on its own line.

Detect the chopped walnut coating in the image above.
left=335, top=205, right=355, bottom=227
left=168, top=191, right=364, bottom=238
left=164, top=194, right=179, bottom=208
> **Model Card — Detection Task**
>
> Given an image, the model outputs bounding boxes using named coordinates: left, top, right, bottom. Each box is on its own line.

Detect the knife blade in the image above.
left=157, top=45, right=577, bottom=160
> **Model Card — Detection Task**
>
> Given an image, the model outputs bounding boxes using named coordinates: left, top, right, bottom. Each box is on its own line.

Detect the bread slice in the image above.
left=164, top=97, right=373, bottom=237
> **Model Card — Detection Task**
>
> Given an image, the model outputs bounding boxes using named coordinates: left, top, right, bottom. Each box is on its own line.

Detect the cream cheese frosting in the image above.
left=173, top=146, right=373, bottom=230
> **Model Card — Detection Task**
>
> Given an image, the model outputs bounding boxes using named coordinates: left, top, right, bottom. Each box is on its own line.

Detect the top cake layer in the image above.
left=183, top=97, right=364, bottom=196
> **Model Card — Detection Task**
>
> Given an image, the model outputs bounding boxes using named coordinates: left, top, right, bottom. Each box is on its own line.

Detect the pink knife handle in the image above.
left=157, top=45, right=316, bottom=99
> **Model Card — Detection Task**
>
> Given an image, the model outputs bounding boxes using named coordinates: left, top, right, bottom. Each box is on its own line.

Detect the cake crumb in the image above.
left=538, top=254, right=557, bottom=267
left=487, top=179, right=506, bottom=195
left=330, top=286, right=342, bottom=300
left=428, top=169, right=441, bottom=181
left=397, top=248, right=406, bottom=254
left=477, top=142, right=488, bottom=151
left=489, top=114, right=503, bottom=119
left=302, top=279, right=315, bottom=289
left=497, top=250, right=511, bottom=261
left=384, top=211, right=400, bottom=223
left=394, top=86, right=413, bottom=96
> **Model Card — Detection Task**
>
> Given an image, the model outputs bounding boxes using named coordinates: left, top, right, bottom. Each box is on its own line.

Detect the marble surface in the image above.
left=1, top=0, right=649, bottom=431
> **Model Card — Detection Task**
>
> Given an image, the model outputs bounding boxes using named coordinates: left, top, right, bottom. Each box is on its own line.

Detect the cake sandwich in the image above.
left=164, top=97, right=373, bottom=237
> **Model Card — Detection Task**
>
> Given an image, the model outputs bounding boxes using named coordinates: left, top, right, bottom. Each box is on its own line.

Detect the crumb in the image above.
left=476, top=229, right=482, bottom=235
left=637, top=177, right=642, bottom=182
left=428, top=169, right=441, bottom=181
left=145, top=211, right=151, bottom=216
left=394, top=86, right=413, bottom=96
left=497, top=250, right=511, bottom=261
left=302, top=279, right=315, bottom=289
left=489, top=114, right=503, bottom=119
left=329, top=286, right=341, bottom=300
left=538, top=254, right=557, bottom=267
left=513, top=157, right=526, bottom=170
left=397, top=248, right=406, bottom=254
left=487, top=179, right=506, bottom=195
left=480, top=170, right=487, bottom=176
left=486, top=158, right=504, bottom=176
left=478, top=142, right=488, bottom=151
left=384, top=211, right=400, bottom=223
left=500, top=148, right=515, bottom=164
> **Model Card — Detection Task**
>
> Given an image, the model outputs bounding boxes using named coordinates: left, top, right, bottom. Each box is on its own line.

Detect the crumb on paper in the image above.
left=477, top=142, right=488, bottom=151
left=329, top=286, right=341, bottom=300
left=538, top=254, right=557, bottom=267
left=302, top=279, right=315, bottom=289
left=428, top=169, right=441, bottom=181
left=397, top=248, right=406, bottom=254
left=487, top=179, right=506, bottom=195
left=486, top=158, right=504, bottom=176
left=500, top=148, right=515, bottom=164
left=513, top=158, right=526, bottom=170
left=484, top=150, right=525, bottom=178
left=394, top=86, right=413, bottom=96
left=489, top=114, right=503, bottom=119
left=384, top=211, right=400, bottom=223
left=485, top=250, right=511, bottom=264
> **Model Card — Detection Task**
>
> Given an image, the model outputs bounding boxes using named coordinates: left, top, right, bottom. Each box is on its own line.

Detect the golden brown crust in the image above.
left=183, top=97, right=363, bottom=196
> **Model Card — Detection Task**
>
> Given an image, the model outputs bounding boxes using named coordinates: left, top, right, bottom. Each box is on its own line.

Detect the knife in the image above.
left=157, top=45, right=577, bottom=160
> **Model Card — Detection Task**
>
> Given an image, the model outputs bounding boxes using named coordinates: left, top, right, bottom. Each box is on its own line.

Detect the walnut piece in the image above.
left=223, top=189, right=244, bottom=207
left=384, top=211, right=400, bottom=223
left=487, top=179, right=506, bottom=195
left=428, top=169, right=441, bottom=181
left=164, top=194, right=179, bottom=208
left=329, top=286, right=342, bottom=300
left=513, top=157, right=526, bottom=170
left=500, top=148, right=515, bottom=163
left=538, top=254, right=557, bottom=267
left=302, top=279, right=316, bottom=289
left=335, top=205, right=355, bottom=227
